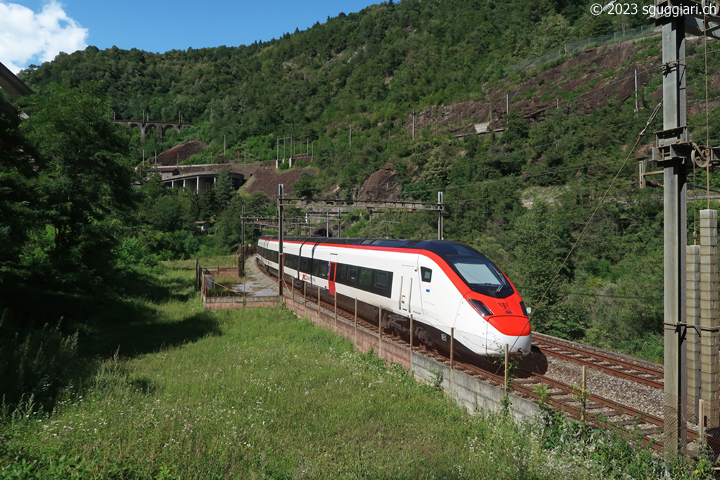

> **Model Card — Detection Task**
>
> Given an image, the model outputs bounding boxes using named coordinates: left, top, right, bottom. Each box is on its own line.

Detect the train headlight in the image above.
left=468, top=298, right=493, bottom=317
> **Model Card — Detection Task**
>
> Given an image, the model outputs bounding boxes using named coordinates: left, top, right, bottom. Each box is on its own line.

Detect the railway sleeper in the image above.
left=513, top=378, right=540, bottom=385
left=547, top=391, right=573, bottom=397
left=597, top=410, right=624, bottom=418
left=614, top=418, right=643, bottom=426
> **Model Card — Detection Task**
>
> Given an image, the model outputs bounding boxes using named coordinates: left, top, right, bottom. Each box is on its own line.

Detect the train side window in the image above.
left=374, top=271, right=389, bottom=289
left=360, top=268, right=372, bottom=286
left=320, top=261, right=329, bottom=279
left=321, top=261, right=329, bottom=279
left=421, top=267, right=432, bottom=283
left=313, top=260, right=329, bottom=279
left=339, top=264, right=347, bottom=281
left=300, top=256, right=310, bottom=273
left=348, top=266, right=357, bottom=281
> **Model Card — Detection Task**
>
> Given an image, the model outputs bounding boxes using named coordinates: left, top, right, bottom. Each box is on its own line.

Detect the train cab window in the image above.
left=450, top=256, right=511, bottom=297
left=348, top=266, right=358, bottom=281
left=374, top=271, right=389, bottom=289
left=421, top=267, right=432, bottom=283
left=339, top=264, right=347, bottom=280
left=359, top=268, right=372, bottom=286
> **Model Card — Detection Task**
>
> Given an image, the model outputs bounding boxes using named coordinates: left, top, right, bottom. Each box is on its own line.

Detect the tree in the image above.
left=0, top=113, right=42, bottom=281
left=21, top=83, right=136, bottom=285
left=510, top=203, right=585, bottom=339
left=145, top=189, right=196, bottom=232
left=198, top=186, right=219, bottom=221
left=293, top=172, right=319, bottom=198
left=214, top=168, right=234, bottom=208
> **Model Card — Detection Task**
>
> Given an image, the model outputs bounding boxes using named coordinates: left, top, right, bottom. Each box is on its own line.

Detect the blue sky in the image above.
left=0, top=0, right=380, bottom=73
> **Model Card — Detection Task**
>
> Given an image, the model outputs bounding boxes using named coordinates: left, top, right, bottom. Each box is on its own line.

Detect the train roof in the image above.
left=259, top=236, right=488, bottom=259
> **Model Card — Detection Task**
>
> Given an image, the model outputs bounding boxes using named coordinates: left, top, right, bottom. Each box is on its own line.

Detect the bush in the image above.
left=0, top=314, right=84, bottom=413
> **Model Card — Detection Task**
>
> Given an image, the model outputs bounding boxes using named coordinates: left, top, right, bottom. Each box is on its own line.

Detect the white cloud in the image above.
left=0, top=1, right=88, bottom=73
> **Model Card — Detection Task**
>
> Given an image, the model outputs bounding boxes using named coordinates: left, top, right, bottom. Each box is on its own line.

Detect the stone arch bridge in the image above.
left=114, top=120, right=193, bottom=139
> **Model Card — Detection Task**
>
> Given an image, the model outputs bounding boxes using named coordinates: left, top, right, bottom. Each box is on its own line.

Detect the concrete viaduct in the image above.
left=114, top=120, right=193, bottom=139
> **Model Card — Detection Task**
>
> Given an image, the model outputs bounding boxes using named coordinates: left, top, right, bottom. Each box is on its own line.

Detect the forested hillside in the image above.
left=19, top=0, right=655, bottom=162
left=7, top=0, right=720, bottom=366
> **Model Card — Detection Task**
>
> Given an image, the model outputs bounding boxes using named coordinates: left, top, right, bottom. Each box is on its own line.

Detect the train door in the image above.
left=329, top=253, right=338, bottom=295
left=399, top=264, right=417, bottom=313
left=418, top=263, right=438, bottom=321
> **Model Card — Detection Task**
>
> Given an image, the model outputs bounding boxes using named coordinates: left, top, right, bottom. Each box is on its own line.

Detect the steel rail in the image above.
left=533, top=336, right=665, bottom=390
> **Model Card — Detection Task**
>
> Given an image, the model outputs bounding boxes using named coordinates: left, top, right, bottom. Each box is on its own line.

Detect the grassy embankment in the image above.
left=0, top=259, right=698, bottom=479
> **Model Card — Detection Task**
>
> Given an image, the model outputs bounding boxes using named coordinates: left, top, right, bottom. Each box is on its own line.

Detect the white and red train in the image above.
left=257, top=236, right=531, bottom=358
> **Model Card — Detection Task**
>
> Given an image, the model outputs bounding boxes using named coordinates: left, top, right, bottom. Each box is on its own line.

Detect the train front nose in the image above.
left=465, top=298, right=531, bottom=355
left=485, top=325, right=532, bottom=355
left=452, top=299, right=528, bottom=356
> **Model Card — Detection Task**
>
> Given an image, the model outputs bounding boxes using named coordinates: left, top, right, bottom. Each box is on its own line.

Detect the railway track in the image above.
left=532, top=332, right=665, bottom=390
left=256, top=263, right=703, bottom=452
left=452, top=358, right=681, bottom=453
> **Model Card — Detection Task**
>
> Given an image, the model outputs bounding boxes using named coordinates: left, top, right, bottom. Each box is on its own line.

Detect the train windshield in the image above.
left=449, top=256, right=513, bottom=298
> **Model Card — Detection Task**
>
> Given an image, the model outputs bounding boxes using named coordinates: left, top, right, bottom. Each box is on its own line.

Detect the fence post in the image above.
left=699, top=399, right=706, bottom=445
left=409, top=314, right=413, bottom=373
left=201, top=273, right=206, bottom=310
left=450, top=327, right=455, bottom=387
left=504, top=344, right=509, bottom=393
left=195, top=258, right=199, bottom=290
left=354, top=297, right=358, bottom=348
left=580, top=365, right=587, bottom=424
left=379, top=306, right=383, bottom=358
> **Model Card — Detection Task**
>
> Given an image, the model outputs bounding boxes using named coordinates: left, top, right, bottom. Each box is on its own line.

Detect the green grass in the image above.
left=0, top=263, right=707, bottom=479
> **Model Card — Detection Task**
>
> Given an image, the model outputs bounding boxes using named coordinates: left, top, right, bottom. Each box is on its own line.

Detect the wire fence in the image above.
left=196, top=249, right=284, bottom=310
left=506, top=24, right=658, bottom=73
